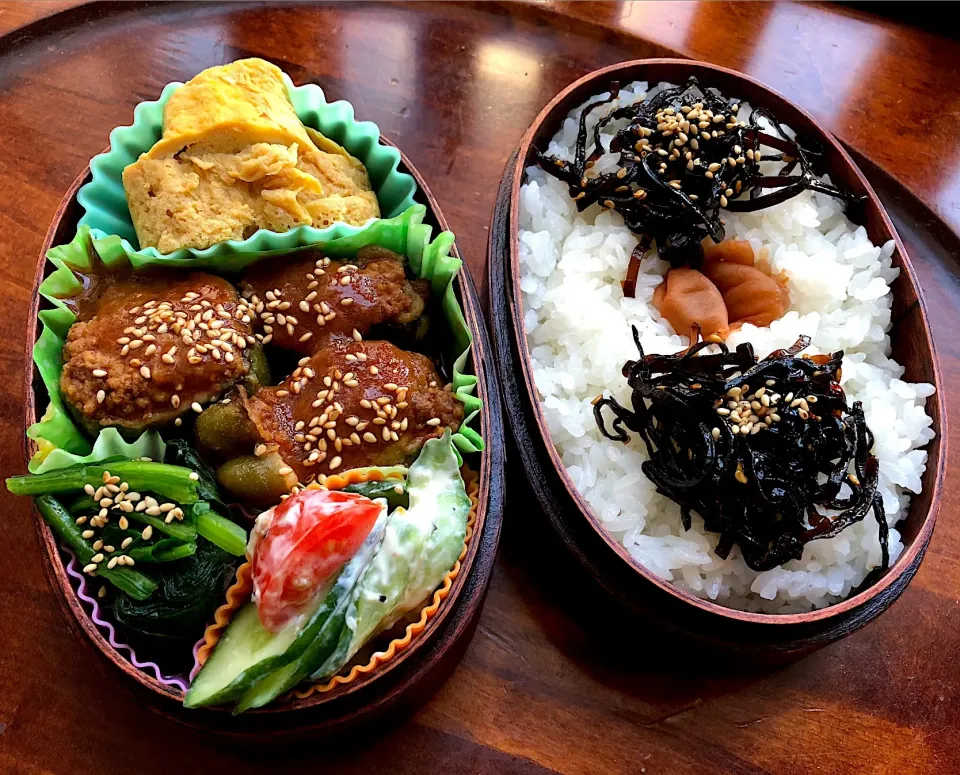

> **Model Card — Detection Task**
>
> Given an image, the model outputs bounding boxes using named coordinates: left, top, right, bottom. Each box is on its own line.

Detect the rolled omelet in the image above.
left=122, top=58, right=379, bottom=253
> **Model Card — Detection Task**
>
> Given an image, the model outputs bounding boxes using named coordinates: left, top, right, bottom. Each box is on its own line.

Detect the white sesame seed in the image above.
left=142, top=526, right=153, bottom=540
left=192, top=402, right=203, bottom=413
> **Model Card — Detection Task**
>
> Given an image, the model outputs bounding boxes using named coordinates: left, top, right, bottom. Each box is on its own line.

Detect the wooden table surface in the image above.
left=2, top=2, right=959, bottom=773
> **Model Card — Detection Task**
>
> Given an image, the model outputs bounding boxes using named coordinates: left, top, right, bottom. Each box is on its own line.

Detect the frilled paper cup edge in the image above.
left=190, top=465, right=479, bottom=699
left=75, top=73, right=419, bottom=262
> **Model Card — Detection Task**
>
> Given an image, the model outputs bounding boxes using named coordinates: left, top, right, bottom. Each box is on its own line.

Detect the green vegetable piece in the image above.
left=216, top=453, right=294, bottom=508
left=193, top=403, right=260, bottom=462
left=112, top=539, right=237, bottom=640
left=310, top=614, right=355, bottom=681
left=163, top=439, right=221, bottom=503
left=183, top=602, right=298, bottom=708
left=99, top=524, right=194, bottom=564
left=342, top=477, right=409, bottom=511
left=127, top=539, right=197, bottom=564
left=392, top=434, right=470, bottom=619
left=318, top=432, right=469, bottom=680
left=35, top=495, right=157, bottom=601
left=242, top=343, right=271, bottom=394
left=65, top=493, right=96, bottom=514
left=7, top=460, right=199, bottom=503
left=189, top=503, right=248, bottom=557
left=127, top=510, right=197, bottom=543
left=231, top=509, right=388, bottom=712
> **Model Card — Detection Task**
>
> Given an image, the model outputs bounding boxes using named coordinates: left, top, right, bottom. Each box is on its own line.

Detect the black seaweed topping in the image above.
left=593, top=329, right=888, bottom=573
left=536, top=77, right=864, bottom=277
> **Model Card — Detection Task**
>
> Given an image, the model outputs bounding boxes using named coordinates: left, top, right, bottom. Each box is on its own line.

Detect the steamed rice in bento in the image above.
left=517, top=80, right=936, bottom=613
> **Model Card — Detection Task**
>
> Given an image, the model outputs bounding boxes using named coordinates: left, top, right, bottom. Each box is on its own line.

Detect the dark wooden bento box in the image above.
left=487, top=59, right=946, bottom=661
left=23, top=141, right=506, bottom=739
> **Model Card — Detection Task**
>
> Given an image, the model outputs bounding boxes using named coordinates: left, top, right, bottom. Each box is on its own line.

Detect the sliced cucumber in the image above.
left=231, top=583, right=349, bottom=713
left=183, top=602, right=302, bottom=709
left=232, top=508, right=388, bottom=712
left=337, top=433, right=469, bottom=675
left=341, top=477, right=408, bottom=511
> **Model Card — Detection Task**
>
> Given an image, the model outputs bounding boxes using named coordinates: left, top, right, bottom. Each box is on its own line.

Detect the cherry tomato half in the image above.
left=251, top=489, right=381, bottom=632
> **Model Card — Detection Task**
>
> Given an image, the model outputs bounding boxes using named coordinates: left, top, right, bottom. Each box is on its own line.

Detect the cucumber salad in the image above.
left=186, top=434, right=469, bottom=711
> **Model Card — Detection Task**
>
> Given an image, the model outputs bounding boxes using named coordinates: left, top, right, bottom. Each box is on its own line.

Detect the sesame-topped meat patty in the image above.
left=60, top=272, right=256, bottom=432
left=241, top=334, right=462, bottom=483
left=241, top=244, right=429, bottom=355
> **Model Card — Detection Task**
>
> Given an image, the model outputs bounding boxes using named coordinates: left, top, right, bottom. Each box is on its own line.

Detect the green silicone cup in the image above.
left=75, top=74, right=419, bottom=262
left=28, top=205, right=483, bottom=473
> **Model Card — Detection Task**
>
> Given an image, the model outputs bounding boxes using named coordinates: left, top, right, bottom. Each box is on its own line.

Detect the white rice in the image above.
left=517, top=81, right=936, bottom=613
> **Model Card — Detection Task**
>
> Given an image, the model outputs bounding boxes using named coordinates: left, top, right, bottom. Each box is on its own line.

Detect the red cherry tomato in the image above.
left=251, top=489, right=381, bottom=632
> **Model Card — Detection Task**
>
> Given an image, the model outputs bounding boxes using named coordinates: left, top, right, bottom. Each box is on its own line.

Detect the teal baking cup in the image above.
left=75, top=73, right=419, bottom=263
left=29, top=206, right=483, bottom=473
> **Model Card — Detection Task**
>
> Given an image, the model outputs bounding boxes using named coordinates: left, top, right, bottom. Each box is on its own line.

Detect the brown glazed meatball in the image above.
left=242, top=336, right=462, bottom=484
left=60, top=272, right=255, bottom=432
left=241, top=245, right=428, bottom=355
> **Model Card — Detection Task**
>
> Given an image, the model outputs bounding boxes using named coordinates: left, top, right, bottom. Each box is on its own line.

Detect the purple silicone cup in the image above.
left=62, top=546, right=189, bottom=692
left=189, top=634, right=205, bottom=681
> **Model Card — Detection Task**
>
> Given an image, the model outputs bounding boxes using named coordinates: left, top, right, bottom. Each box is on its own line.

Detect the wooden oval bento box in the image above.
left=488, top=59, right=946, bottom=661
left=24, top=141, right=505, bottom=739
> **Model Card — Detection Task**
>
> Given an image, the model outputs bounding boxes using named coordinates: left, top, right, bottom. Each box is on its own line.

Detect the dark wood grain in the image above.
left=2, top=2, right=960, bottom=773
